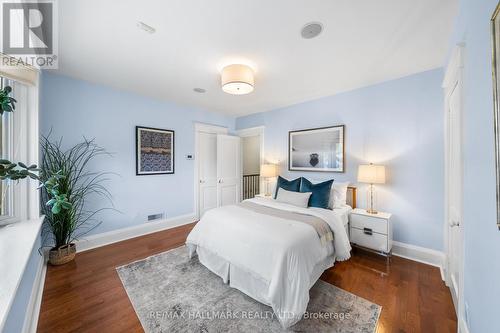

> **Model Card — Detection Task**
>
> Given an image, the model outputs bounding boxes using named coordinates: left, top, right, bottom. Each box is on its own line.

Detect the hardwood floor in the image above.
left=37, top=223, right=456, bottom=333
left=322, top=249, right=457, bottom=333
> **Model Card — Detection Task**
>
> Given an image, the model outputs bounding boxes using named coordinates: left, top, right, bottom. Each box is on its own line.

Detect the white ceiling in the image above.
left=56, top=0, right=458, bottom=117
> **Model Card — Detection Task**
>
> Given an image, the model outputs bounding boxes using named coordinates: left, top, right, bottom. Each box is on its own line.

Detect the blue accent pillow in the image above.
left=300, top=178, right=334, bottom=209
left=274, top=176, right=301, bottom=199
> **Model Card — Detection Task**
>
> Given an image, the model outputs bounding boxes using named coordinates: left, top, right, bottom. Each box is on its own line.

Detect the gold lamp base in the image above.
left=366, top=183, right=378, bottom=214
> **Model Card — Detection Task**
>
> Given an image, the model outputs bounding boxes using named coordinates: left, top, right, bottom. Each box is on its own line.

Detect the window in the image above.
left=0, top=76, right=15, bottom=221
left=0, top=74, right=39, bottom=225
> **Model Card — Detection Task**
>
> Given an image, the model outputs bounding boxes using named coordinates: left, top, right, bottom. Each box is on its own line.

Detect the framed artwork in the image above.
left=492, top=3, right=500, bottom=230
left=136, top=126, right=174, bottom=175
left=288, top=125, right=345, bottom=172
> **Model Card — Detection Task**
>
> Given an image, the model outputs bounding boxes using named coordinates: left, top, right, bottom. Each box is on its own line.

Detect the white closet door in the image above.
left=217, top=135, right=241, bottom=207
left=446, top=81, right=463, bottom=310
left=198, top=132, right=218, bottom=216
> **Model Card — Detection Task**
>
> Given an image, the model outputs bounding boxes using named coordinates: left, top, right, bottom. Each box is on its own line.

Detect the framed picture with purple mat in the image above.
left=136, top=126, right=174, bottom=175
left=289, top=125, right=345, bottom=172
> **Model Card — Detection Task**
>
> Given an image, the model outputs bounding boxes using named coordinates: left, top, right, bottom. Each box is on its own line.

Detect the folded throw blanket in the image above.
left=239, top=201, right=334, bottom=246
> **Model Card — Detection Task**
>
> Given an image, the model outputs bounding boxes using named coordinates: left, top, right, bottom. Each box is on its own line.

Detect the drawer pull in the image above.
left=363, top=228, right=373, bottom=235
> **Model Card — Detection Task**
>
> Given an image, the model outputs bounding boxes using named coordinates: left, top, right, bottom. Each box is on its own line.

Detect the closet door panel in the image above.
left=216, top=135, right=241, bottom=207
left=198, top=132, right=218, bottom=216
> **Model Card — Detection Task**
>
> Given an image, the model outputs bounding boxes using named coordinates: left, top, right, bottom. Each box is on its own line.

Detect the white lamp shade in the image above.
left=357, top=164, right=386, bottom=184
left=260, top=164, right=278, bottom=178
left=221, top=64, right=254, bottom=95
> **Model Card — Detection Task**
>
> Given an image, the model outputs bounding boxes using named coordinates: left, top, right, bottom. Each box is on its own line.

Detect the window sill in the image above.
left=0, top=216, right=43, bottom=330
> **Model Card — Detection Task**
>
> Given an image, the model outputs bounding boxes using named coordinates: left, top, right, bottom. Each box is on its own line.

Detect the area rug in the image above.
left=116, top=246, right=381, bottom=333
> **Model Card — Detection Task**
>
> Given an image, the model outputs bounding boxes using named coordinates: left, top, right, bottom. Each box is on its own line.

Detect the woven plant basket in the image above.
left=49, top=243, right=76, bottom=265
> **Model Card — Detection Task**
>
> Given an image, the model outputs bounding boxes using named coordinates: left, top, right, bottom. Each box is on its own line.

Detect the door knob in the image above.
left=450, top=220, right=460, bottom=227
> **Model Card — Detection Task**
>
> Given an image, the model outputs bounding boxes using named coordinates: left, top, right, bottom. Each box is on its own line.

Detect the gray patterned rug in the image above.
left=116, top=246, right=381, bottom=333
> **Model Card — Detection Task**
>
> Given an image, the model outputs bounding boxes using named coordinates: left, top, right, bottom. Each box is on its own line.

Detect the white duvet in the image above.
left=186, top=197, right=352, bottom=328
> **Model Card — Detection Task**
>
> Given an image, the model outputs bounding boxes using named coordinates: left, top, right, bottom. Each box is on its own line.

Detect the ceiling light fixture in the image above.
left=221, top=64, right=254, bottom=95
left=137, top=21, right=156, bottom=34
left=301, top=22, right=323, bottom=39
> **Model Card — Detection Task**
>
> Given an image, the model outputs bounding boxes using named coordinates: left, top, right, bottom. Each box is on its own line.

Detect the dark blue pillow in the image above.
left=300, top=178, right=334, bottom=209
left=274, top=176, right=301, bottom=199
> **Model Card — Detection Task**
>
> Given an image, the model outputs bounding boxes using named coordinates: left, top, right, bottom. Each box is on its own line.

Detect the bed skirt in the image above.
left=186, top=244, right=337, bottom=314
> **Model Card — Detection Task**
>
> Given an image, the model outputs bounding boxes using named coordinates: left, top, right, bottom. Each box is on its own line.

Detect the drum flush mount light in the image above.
left=221, top=64, right=254, bottom=95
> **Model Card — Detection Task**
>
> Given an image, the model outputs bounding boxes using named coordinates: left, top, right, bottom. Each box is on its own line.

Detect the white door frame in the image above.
left=237, top=126, right=265, bottom=197
left=194, top=122, right=228, bottom=220
left=442, top=43, right=465, bottom=331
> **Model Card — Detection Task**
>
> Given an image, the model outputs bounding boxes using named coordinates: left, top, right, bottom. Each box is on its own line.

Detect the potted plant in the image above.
left=0, top=85, right=40, bottom=196
left=0, top=85, right=16, bottom=114
left=0, top=85, right=112, bottom=265
left=40, top=137, right=111, bottom=265
left=40, top=136, right=112, bottom=265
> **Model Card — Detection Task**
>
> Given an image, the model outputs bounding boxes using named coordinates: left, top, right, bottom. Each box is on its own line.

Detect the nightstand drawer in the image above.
left=350, top=213, right=387, bottom=235
left=350, top=227, right=389, bottom=253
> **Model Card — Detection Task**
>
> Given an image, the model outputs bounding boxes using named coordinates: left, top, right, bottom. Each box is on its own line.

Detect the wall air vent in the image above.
left=147, top=213, right=164, bottom=221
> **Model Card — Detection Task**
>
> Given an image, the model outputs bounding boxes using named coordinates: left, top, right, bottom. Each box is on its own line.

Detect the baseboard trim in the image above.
left=459, top=318, right=470, bottom=333
left=392, top=241, right=445, bottom=277
left=19, top=214, right=196, bottom=332
left=76, top=213, right=197, bottom=253
left=22, top=253, right=47, bottom=333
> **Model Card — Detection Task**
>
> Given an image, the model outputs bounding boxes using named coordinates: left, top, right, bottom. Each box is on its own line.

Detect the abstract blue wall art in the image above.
left=136, top=126, right=174, bottom=175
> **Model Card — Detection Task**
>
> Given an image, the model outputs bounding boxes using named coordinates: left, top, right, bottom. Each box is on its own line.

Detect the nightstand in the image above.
left=350, top=208, right=392, bottom=256
left=254, top=193, right=273, bottom=199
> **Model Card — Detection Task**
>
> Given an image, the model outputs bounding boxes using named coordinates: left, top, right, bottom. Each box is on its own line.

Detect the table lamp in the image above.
left=357, top=163, right=386, bottom=214
left=260, top=164, right=278, bottom=196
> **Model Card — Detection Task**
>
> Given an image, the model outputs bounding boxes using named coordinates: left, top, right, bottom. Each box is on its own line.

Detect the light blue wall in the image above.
left=236, top=68, right=445, bottom=251
left=450, top=1, right=500, bottom=332
left=40, top=72, right=234, bottom=235
left=3, top=234, right=41, bottom=333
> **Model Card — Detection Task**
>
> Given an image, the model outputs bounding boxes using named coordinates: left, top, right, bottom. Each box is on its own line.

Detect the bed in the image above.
left=186, top=186, right=356, bottom=328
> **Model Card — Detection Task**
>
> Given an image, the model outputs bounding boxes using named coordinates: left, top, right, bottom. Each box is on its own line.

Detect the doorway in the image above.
left=238, top=127, right=264, bottom=200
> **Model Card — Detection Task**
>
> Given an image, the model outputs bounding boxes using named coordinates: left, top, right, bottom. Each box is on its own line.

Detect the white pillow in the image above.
left=329, top=182, right=349, bottom=209
left=275, top=188, right=312, bottom=208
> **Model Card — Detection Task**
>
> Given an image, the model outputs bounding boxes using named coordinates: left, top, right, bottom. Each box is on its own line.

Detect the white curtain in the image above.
left=0, top=77, right=40, bottom=221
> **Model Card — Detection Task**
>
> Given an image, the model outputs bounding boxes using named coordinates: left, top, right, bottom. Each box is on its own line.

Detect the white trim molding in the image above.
left=459, top=317, right=470, bottom=333
left=194, top=122, right=228, bottom=135
left=22, top=253, right=47, bottom=333
left=442, top=42, right=465, bottom=89
left=392, top=241, right=445, bottom=278
left=236, top=126, right=265, bottom=137
left=76, top=213, right=197, bottom=252
left=0, top=218, right=43, bottom=332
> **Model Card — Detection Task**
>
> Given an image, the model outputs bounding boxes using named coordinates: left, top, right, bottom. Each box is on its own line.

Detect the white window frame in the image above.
left=0, top=57, right=41, bottom=333
left=0, top=74, right=40, bottom=225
